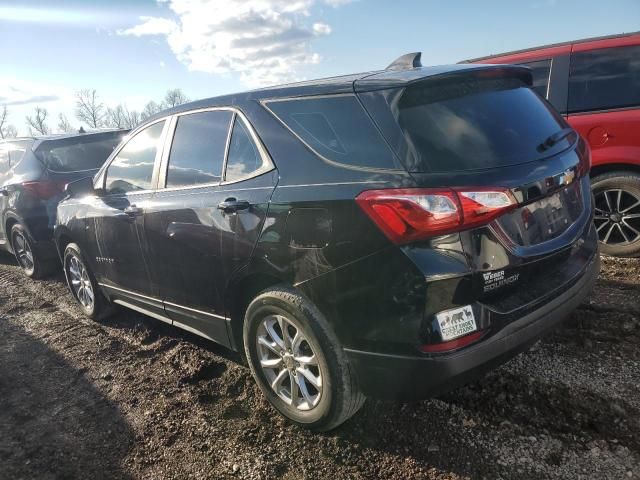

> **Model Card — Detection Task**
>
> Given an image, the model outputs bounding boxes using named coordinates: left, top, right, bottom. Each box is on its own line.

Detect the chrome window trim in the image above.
left=156, top=106, right=275, bottom=192
left=97, top=117, right=171, bottom=197
left=260, top=94, right=406, bottom=174
left=545, top=57, right=553, bottom=99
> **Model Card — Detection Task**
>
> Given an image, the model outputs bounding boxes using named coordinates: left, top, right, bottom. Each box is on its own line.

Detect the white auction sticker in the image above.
left=436, top=305, right=477, bottom=341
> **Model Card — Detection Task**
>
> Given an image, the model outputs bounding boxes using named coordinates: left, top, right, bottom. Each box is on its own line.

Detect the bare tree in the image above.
left=4, top=125, right=17, bottom=138
left=124, top=108, right=141, bottom=129
left=25, top=106, right=50, bottom=135
left=163, top=88, right=189, bottom=108
left=106, top=105, right=127, bottom=129
left=141, top=101, right=163, bottom=121
left=0, top=106, right=17, bottom=139
left=0, top=106, right=7, bottom=139
left=57, top=113, right=75, bottom=133
left=75, top=89, right=105, bottom=129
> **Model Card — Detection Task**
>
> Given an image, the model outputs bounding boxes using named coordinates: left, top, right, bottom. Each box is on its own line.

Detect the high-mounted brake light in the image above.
left=356, top=187, right=517, bottom=245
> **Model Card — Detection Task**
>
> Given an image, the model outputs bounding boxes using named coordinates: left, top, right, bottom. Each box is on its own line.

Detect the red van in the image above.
left=465, top=32, right=640, bottom=257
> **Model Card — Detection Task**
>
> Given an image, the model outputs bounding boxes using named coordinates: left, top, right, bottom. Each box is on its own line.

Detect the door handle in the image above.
left=124, top=205, right=144, bottom=216
left=217, top=198, right=250, bottom=213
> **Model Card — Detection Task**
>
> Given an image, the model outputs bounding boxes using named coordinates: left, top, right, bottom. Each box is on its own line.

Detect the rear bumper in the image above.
left=345, top=252, right=600, bottom=400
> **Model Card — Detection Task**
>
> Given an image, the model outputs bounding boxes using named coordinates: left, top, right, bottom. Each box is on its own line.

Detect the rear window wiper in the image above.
left=537, top=128, right=576, bottom=152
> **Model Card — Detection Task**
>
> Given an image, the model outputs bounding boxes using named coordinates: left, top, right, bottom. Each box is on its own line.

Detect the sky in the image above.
left=1, top=0, right=639, bottom=135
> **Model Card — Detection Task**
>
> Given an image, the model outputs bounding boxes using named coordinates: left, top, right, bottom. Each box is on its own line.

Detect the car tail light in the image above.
left=356, top=187, right=517, bottom=244
left=577, top=136, right=592, bottom=176
left=22, top=181, right=65, bottom=200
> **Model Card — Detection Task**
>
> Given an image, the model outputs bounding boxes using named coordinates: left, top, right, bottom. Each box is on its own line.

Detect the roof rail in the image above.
left=460, top=30, right=640, bottom=63
left=386, top=52, right=422, bottom=71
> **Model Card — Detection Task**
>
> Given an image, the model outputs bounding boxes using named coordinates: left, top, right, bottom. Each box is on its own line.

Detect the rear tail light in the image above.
left=22, top=181, right=65, bottom=200
left=356, top=187, right=517, bottom=244
left=577, top=136, right=592, bottom=176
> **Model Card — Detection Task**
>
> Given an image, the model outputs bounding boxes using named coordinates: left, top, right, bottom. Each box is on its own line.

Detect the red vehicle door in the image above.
left=566, top=42, right=640, bottom=172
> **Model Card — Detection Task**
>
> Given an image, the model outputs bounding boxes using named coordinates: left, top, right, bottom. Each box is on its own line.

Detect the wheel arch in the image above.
left=226, top=270, right=288, bottom=352
left=590, top=163, right=640, bottom=179
left=4, top=212, right=29, bottom=252
left=54, top=226, right=75, bottom=262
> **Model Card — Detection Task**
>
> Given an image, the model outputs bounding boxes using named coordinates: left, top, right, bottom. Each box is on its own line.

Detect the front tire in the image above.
left=63, top=243, right=111, bottom=320
left=243, top=286, right=365, bottom=431
left=592, top=171, right=640, bottom=257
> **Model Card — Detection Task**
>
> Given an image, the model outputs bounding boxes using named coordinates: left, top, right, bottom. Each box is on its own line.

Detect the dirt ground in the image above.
left=0, top=252, right=638, bottom=480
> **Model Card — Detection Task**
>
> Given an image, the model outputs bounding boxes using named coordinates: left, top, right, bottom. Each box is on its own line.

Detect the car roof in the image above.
left=140, top=61, right=530, bottom=127
left=461, top=30, right=640, bottom=63
left=34, top=129, right=128, bottom=142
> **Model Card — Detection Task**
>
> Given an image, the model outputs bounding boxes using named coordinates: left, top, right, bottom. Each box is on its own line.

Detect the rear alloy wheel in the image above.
left=244, top=286, right=365, bottom=431
left=592, top=172, right=640, bottom=257
left=63, top=243, right=112, bottom=320
left=256, top=314, right=323, bottom=411
left=10, top=224, right=43, bottom=278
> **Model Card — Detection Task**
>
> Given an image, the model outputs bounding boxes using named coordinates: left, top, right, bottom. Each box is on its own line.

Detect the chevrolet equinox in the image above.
left=54, top=53, right=600, bottom=431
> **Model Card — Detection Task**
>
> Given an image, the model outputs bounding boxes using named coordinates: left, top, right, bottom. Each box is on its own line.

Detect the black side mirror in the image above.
left=65, top=176, right=96, bottom=198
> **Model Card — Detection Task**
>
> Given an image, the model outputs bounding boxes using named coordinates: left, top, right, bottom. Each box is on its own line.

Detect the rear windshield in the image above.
left=35, top=132, right=125, bottom=173
left=395, top=76, right=572, bottom=172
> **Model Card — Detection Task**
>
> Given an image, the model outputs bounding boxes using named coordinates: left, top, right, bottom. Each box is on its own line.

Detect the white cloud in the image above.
left=323, top=0, right=354, bottom=7
left=313, top=22, right=331, bottom=35
left=118, top=0, right=347, bottom=87
left=119, top=16, right=177, bottom=36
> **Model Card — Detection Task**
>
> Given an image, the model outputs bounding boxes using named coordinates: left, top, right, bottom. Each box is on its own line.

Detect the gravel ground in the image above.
left=0, top=252, right=638, bottom=480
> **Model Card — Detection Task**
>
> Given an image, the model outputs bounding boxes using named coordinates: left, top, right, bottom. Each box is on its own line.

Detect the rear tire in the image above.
left=9, top=224, right=51, bottom=279
left=243, top=285, right=365, bottom=431
left=63, top=243, right=112, bottom=320
left=591, top=171, right=640, bottom=257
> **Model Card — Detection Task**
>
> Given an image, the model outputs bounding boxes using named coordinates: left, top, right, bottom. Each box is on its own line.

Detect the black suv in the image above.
left=0, top=130, right=127, bottom=277
left=55, top=54, right=599, bottom=431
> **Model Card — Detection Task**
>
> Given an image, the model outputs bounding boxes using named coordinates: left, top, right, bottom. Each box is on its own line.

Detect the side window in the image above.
left=166, top=110, right=233, bottom=188
left=569, top=45, right=640, bottom=113
left=224, top=117, right=263, bottom=182
left=520, top=59, right=552, bottom=98
left=265, top=95, right=397, bottom=169
left=105, top=121, right=165, bottom=194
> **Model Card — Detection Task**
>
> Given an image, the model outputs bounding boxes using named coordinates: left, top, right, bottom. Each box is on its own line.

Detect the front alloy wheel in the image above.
left=63, top=243, right=112, bottom=320
left=256, top=314, right=323, bottom=411
left=67, top=254, right=95, bottom=311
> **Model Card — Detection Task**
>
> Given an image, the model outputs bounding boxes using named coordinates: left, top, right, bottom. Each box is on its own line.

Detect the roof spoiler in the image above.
left=386, top=52, right=422, bottom=71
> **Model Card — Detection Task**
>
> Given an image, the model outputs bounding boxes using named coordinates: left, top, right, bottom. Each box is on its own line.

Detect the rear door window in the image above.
left=265, top=95, right=398, bottom=169
left=105, top=121, right=165, bottom=194
left=224, top=117, right=263, bottom=182
left=568, top=45, right=640, bottom=113
left=393, top=76, right=571, bottom=172
left=165, top=110, right=233, bottom=188
left=519, top=59, right=552, bottom=98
